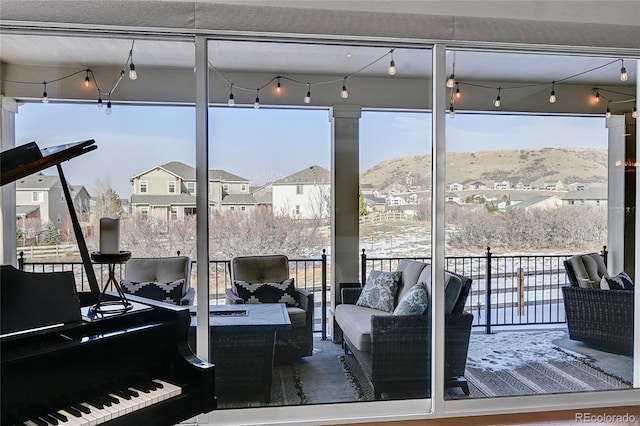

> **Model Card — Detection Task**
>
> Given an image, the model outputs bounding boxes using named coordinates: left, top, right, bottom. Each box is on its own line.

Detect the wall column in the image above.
left=0, top=96, right=18, bottom=266
left=329, top=104, right=361, bottom=341
left=606, top=114, right=627, bottom=276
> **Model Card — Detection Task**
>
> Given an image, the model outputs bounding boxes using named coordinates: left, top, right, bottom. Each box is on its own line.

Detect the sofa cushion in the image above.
left=416, top=264, right=433, bottom=301
left=335, top=303, right=392, bottom=352
left=568, top=253, right=607, bottom=289
left=233, top=278, right=298, bottom=306
left=393, top=281, right=429, bottom=315
left=356, top=270, right=401, bottom=313
left=601, top=272, right=634, bottom=291
left=286, top=306, right=307, bottom=327
left=125, top=257, right=191, bottom=296
left=121, top=279, right=184, bottom=304
left=444, top=272, right=463, bottom=314
left=395, top=260, right=429, bottom=303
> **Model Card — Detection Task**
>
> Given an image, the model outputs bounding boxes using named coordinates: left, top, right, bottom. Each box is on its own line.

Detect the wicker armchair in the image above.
left=338, top=268, right=473, bottom=399
left=561, top=253, right=634, bottom=355
left=225, top=254, right=314, bottom=362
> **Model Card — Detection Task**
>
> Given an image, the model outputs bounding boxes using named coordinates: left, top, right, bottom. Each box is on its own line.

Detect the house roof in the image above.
left=273, top=165, right=330, bottom=185
left=561, top=188, right=608, bottom=200
left=16, top=205, right=40, bottom=216
left=221, top=193, right=258, bottom=204
left=511, top=195, right=561, bottom=210
left=130, top=161, right=248, bottom=182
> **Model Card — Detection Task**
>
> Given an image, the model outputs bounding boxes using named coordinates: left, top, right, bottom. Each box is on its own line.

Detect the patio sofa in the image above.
left=335, top=260, right=473, bottom=399
left=562, top=253, right=634, bottom=355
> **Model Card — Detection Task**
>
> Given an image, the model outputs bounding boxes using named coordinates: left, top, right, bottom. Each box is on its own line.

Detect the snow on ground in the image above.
left=465, top=330, right=584, bottom=371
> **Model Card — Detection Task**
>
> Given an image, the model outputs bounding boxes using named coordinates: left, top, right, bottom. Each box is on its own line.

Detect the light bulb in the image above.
left=549, top=90, right=556, bottom=104
left=494, top=97, right=501, bottom=108
left=341, top=85, right=349, bottom=99
left=228, top=92, right=235, bottom=106
left=632, top=106, right=638, bottom=119
left=446, top=74, right=455, bottom=88
left=605, top=105, right=611, bottom=118
left=449, top=104, right=455, bottom=118
left=455, top=84, right=461, bottom=99
left=595, top=91, right=600, bottom=102
left=129, top=63, right=137, bottom=80
left=85, top=75, right=91, bottom=88
left=620, top=65, right=628, bottom=82
left=304, top=91, right=311, bottom=104
left=276, top=78, right=281, bottom=94
left=388, top=59, right=396, bottom=76
left=42, top=91, right=48, bottom=103
left=97, top=96, right=103, bottom=110
left=254, top=96, right=260, bottom=109
left=106, top=101, right=112, bottom=115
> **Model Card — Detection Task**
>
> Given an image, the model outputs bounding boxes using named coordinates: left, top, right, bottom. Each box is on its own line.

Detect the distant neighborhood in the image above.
left=14, top=160, right=608, bottom=243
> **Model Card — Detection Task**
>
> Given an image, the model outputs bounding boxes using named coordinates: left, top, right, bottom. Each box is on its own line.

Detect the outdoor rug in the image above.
left=339, top=330, right=632, bottom=401
left=216, top=363, right=306, bottom=409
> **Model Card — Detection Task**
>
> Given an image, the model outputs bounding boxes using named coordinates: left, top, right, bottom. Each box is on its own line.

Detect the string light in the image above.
left=276, top=77, right=282, bottom=94
left=549, top=81, right=557, bottom=103
left=254, top=88, right=260, bottom=109
left=106, top=99, right=112, bottom=115
left=446, top=73, right=455, bottom=88
left=632, top=103, right=638, bottom=119
left=620, top=60, right=628, bottom=82
left=455, top=83, right=461, bottom=99
left=228, top=83, right=235, bottom=106
left=97, top=95, right=103, bottom=110
left=341, top=78, right=349, bottom=99
left=41, top=82, right=48, bottom=103
left=594, top=89, right=600, bottom=103
left=84, top=71, right=91, bottom=88
left=605, top=101, right=611, bottom=118
left=128, top=45, right=137, bottom=80
left=388, top=49, right=396, bottom=76
left=449, top=103, right=456, bottom=118
left=493, top=87, right=501, bottom=107
left=304, top=83, right=311, bottom=104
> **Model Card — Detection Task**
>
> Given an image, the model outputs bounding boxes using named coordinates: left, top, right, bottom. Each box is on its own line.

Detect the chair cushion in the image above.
left=233, top=278, right=298, bottom=306
left=232, top=255, right=289, bottom=283
left=601, top=272, right=634, bottom=291
left=568, top=253, right=607, bottom=289
left=125, top=257, right=190, bottom=296
left=444, top=272, right=463, bottom=314
left=121, top=279, right=184, bottom=304
left=335, top=303, right=392, bottom=352
left=393, top=281, right=429, bottom=315
left=286, top=306, right=307, bottom=327
left=395, top=260, right=429, bottom=303
left=356, top=270, right=401, bottom=313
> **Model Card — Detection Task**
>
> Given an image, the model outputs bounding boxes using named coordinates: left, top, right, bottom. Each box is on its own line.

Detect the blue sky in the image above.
left=15, top=103, right=607, bottom=197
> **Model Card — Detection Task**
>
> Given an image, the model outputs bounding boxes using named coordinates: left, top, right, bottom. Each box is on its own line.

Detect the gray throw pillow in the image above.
left=356, top=270, right=401, bottom=313
left=393, top=281, right=429, bottom=315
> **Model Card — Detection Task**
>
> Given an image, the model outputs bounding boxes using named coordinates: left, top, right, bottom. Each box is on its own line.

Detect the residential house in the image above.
left=129, top=161, right=256, bottom=220
left=567, top=182, right=587, bottom=191
left=544, top=180, right=564, bottom=191
left=562, top=188, right=608, bottom=208
left=385, top=193, right=406, bottom=206
left=271, top=165, right=330, bottom=219
left=493, top=180, right=511, bottom=190
left=515, top=181, right=533, bottom=190
left=449, top=182, right=464, bottom=191
left=510, top=195, right=563, bottom=211
left=467, top=180, right=488, bottom=190
left=446, top=192, right=460, bottom=203
left=15, top=173, right=91, bottom=230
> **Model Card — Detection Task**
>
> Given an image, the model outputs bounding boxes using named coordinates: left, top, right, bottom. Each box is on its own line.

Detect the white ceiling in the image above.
left=0, top=33, right=636, bottom=87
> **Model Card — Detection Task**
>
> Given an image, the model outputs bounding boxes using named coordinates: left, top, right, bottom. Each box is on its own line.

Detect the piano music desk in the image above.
left=188, top=304, right=291, bottom=404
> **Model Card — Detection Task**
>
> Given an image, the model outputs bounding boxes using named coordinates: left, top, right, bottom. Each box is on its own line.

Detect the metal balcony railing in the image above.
left=17, top=246, right=607, bottom=338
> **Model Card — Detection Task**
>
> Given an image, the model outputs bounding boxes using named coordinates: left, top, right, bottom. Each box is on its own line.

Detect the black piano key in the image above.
left=151, top=379, right=164, bottom=389
left=28, top=417, right=48, bottom=426
left=39, top=413, right=59, bottom=425
left=47, top=410, right=67, bottom=423
left=60, top=406, right=82, bottom=418
left=70, top=404, right=90, bottom=415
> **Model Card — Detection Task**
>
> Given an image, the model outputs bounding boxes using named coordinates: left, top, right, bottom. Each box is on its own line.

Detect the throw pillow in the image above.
left=393, top=281, right=429, bottom=315
left=233, top=278, right=298, bottom=306
left=121, top=279, right=184, bottom=305
left=356, top=270, right=401, bottom=313
left=602, top=272, right=634, bottom=291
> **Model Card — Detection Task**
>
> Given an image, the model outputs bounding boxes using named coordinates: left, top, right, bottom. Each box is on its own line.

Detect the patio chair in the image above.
left=562, top=253, right=634, bottom=355
left=226, top=254, right=314, bottom=362
left=121, top=256, right=195, bottom=305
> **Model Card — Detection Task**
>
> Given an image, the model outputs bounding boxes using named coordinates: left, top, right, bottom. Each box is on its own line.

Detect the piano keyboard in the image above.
left=5, top=378, right=181, bottom=426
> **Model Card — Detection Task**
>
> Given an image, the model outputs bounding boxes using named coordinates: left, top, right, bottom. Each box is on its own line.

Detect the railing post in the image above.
left=518, top=267, right=525, bottom=316
left=601, top=245, right=608, bottom=267
left=485, top=246, right=492, bottom=334
left=18, top=251, right=25, bottom=270
left=361, top=249, right=367, bottom=285
left=321, top=249, right=327, bottom=341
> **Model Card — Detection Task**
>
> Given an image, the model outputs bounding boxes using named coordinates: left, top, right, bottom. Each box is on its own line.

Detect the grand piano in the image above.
left=1, top=141, right=216, bottom=425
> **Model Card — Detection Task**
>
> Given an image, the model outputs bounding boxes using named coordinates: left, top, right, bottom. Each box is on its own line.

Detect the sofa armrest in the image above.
left=225, top=288, right=245, bottom=304
left=294, top=287, right=313, bottom=313
left=341, top=288, right=363, bottom=305
left=180, top=287, right=195, bottom=306
left=369, top=314, right=431, bottom=382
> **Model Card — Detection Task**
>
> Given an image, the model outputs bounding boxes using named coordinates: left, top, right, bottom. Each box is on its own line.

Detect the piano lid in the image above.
left=0, top=139, right=96, bottom=186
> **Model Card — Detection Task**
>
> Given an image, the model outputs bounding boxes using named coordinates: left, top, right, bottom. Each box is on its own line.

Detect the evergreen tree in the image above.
left=359, top=192, right=369, bottom=216
left=42, top=222, right=60, bottom=245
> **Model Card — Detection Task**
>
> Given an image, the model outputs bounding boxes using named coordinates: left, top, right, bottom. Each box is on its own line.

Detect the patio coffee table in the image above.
left=188, top=303, right=291, bottom=403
